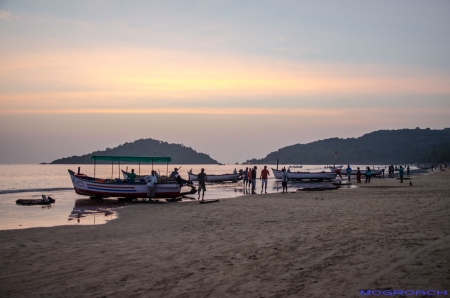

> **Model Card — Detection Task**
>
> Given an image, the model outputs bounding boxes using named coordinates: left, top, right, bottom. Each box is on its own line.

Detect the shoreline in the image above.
left=1, top=170, right=449, bottom=297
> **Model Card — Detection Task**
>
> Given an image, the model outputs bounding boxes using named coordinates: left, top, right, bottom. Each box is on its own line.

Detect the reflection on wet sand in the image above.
left=69, top=199, right=122, bottom=224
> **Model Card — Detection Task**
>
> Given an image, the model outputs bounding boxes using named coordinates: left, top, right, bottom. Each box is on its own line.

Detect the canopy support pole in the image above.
left=94, top=159, right=96, bottom=178
left=139, top=162, right=141, bottom=175
left=166, top=162, right=168, bottom=176
left=111, top=161, right=113, bottom=179
left=118, top=159, right=121, bottom=179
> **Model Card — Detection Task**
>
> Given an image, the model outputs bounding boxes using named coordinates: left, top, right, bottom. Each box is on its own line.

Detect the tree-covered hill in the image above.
left=246, top=128, right=450, bottom=164
left=51, top=138, right=218, bottom=164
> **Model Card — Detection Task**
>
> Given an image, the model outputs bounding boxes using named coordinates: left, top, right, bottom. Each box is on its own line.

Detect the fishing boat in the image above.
left=69, top=156, right=195, bottom=199
left=288, top=165, right=303, bottom=169
left=16, top=195, right=56, bottom=205
left=339, top=169, right=384, bottom=176
left=327, top=165, right=343, bottom=172
left=272, top=168, right=337, bottom=180
left=188, top=171, right=240, bottom=182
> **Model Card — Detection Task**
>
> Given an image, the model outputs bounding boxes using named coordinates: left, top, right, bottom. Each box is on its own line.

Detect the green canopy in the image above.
left=91, top=156, right=172, bottom=163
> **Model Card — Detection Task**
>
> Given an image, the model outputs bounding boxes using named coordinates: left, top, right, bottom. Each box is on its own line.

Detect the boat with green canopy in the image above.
left=68, top=155, right=195, bottom=200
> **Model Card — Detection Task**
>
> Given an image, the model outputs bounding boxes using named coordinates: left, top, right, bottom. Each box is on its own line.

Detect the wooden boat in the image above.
left=16, top=195, right=55, bottom=205
left=69, top=156, right=195, bottom=199
left=339, top=169, right=383, bottom=176
left=272, top=168, right=337, bottom=180
left=188, top=171, right=240, bottom=182
left=327, top=165, right=343, bottom=172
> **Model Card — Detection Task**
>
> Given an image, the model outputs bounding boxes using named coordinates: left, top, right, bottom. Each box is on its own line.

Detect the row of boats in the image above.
left=68, top=155, right=385, bottom=200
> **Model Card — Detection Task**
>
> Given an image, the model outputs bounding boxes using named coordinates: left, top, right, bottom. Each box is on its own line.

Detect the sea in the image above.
left=0, top=163, right=423, bottom=231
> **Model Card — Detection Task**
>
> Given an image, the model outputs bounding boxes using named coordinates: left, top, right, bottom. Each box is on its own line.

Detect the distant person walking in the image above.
left=281, top=168, right=288, bottom=193
left=406, top=165, right=410, bottom=175
left=346, top=165, right=352, bottom=181
left=251, top=166, right=257, bottom=194
left=260, top=166, right=270, bottom=193
left=197, top=168, right=207, bottom=201
left=365, top=167, right=372, bottom=183
left=399, top=166, right=404, bottom=183
left=356, top=167, right=362, bottom=183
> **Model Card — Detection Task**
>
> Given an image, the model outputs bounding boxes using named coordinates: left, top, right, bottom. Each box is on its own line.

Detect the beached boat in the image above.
left=16, top=195, right=55, bottom=205
left=188, top=171, right=240, bottom=182
left=338, top=169, right=384, bottom=176
left=69, top=156, right=195, bottom=199
left=327, top=165, right=343, bottom=172
left=272, top=168, right=337, bottom=180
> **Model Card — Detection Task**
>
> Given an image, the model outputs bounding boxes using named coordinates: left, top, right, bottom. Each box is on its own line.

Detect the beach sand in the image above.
left=1, top=170, right=449, bottom=297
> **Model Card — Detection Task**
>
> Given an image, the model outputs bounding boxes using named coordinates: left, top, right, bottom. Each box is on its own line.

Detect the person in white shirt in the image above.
left=144, top=170, right=158, bottom=198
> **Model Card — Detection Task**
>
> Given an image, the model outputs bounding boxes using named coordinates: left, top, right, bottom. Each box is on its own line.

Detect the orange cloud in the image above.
left=1, top=47, right=450, bottom=114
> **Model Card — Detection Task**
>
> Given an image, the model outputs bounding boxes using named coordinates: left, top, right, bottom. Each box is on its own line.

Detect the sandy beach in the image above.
left=1, top=170, right=449, bottom=297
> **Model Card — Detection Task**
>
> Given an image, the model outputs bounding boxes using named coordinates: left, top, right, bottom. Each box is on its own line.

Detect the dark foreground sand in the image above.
left=1, top=170, right=449, bottom=297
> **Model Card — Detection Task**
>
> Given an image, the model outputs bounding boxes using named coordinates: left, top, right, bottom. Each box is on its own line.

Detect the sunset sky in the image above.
left=1, top=1, right=449, bottom=164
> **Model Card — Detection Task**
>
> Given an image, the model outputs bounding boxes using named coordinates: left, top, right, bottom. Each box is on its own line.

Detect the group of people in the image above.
left=242, top=166, right=271, bottom=194
left=345, top=165, right=372, bottom=183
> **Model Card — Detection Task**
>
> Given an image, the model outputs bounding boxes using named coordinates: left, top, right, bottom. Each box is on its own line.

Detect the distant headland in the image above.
left=50, top=138, right=218, bottom=164
left=245, top=128, right=450, bottom=165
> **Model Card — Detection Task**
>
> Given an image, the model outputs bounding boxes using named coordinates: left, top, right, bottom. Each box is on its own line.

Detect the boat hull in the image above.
left=69, top=170, right=181, bottom=198
left=188, top=172, right=240, bottom=182
left=340, top=169, right=383, bottom=176
left=272, top=168, right=337, bottom=180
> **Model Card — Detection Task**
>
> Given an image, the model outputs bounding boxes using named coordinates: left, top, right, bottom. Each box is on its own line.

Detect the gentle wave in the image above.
left=0, top=188, right=73, bottom=195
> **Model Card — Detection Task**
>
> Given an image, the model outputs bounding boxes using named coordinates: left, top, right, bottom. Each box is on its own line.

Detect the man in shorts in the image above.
left=260, top=165, right=270, bottom=193
left=197, top=168, right=207, bottom=201
left=281, top=168, right=288, bottom=193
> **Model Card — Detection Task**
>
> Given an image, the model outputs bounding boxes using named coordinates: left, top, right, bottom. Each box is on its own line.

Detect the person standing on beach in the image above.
left=356, top=167, right=362, bottom=183
left=407, top=165, right=410, bottom=175
left=399, top=166, right=404, bottom=183
left=365, top=167, right=372, bottom=183
left=243, top=167, right=249, bottom=190
left=346, top=165, right=352, bottom=181
left=197, top=168, right=207, bottom=201
left=260, top=166, right=270, bottom=193
left=144, top=170, right=157, bottom=199
left=281, top=168, right=288, bottom=193
left=251, top=166, right=257, bottom=194
left=247, top=167, right=252, bottom=191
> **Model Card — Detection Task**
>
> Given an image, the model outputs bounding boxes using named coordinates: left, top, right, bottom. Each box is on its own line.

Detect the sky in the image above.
left=0, top=0, right=449, bottom=164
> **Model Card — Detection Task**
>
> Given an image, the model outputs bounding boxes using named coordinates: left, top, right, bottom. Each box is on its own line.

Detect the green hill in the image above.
left=246, top=128, right=450, bottom=165
left=51, top=138, right=218, bottom=164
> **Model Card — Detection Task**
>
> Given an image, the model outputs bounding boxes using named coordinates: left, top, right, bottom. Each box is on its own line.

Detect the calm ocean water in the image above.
left=0, top=163, right=418, bottom=230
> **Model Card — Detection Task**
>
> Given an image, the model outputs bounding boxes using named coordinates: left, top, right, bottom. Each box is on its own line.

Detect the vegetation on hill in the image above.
left=245, top=128, right=450, bottom=165
left=51, top=138, right=218, bottom=164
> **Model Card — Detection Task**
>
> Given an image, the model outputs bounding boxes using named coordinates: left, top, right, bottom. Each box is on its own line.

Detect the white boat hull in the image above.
left=69, top=170, right=181, bottom=198
left=188, top=172, right=240, bottom=182
left=272, top=168, right=337, bottom=180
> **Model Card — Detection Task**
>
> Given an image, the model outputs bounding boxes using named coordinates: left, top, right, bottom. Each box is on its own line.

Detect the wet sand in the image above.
left=1, top=170, right=449, bottom=297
